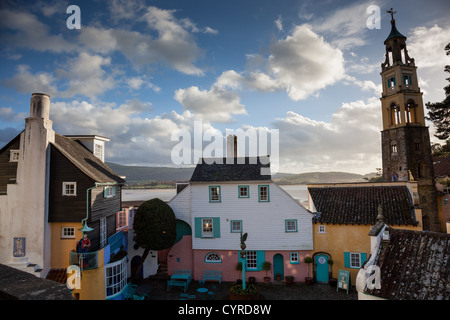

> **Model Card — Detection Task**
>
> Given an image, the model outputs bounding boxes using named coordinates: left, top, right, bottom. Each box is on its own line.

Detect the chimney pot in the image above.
left=30, top=93, right=50, bottom=119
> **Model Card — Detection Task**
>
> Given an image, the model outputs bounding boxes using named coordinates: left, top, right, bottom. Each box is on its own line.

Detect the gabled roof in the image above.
left=309, top=185, right=418, bottom=226
left=190, top=156, right=271, bottom=182
left=434, top=155, right=450, bottom=178
left=364, top=227, right=450, bottom=300
left=51, top=134, right=125, bottom=184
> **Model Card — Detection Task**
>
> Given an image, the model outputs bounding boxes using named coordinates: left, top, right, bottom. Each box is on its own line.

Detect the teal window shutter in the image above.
left=392, top=76, right=396, bottom=86
left=194, top=218, right=202, bottom=238
left=387, top=79, right=391, bottom=88
left=344, top=252, right=350, bottom=268
left=409, top=76, right=412, bottom=85
left=256, top=251, right=265, bottom=271
left=361, top=253, right=367, bottom=265
left=212, top=217, right=220, bottom=238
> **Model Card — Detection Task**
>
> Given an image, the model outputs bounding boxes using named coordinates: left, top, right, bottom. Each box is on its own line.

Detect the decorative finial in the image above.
left=387, top=8, right=396, bottom=21
left=377, top=204, right=384, bottom=222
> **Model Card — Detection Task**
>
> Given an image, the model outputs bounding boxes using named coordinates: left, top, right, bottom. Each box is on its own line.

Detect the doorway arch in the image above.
left=312, top=252, right=332, bottom=283
left=273, top=254, right=284, bottom=280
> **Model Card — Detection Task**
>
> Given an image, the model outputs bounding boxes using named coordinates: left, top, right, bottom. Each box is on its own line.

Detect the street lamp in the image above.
left=240, top=232, right=248, bottom=290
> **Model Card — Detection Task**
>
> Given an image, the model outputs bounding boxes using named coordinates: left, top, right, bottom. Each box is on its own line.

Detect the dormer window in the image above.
left=94, top=143, right=104, bottom=161
left=9, top=150, right=20, bottom=162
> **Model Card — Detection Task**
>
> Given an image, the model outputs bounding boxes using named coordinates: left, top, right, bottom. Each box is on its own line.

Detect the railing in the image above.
left=69, top=251, right=98, bottom=270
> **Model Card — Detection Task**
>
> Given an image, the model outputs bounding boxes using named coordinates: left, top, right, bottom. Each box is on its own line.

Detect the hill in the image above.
left=106, top=162, right=377, bottom=187
left=273, top=171, right=377, bottom=185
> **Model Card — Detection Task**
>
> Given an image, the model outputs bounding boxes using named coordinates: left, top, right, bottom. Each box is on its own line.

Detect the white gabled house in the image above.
left=167, top=154, right=314, bottom=283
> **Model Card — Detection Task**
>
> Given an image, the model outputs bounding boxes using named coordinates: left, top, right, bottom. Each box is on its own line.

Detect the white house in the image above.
left=167, top=151, right=314, bottom=283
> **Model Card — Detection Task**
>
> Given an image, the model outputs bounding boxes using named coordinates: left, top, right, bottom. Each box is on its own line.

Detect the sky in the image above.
left=0, top=0, right=449, bottom=175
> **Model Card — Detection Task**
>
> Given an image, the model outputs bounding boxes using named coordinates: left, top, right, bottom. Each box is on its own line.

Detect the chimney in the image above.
left=30, top=93, right=51, bottom=120
left=226, top=135, right=238, bottom=158
left=11, top=93, right=54, bottom=275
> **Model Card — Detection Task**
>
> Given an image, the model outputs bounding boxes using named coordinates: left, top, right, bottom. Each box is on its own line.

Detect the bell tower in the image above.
left=380, top=9, right=439, bottom=231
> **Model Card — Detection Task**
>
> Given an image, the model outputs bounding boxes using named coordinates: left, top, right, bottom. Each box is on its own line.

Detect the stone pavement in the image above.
left=135, top=277, right=357, bottom=300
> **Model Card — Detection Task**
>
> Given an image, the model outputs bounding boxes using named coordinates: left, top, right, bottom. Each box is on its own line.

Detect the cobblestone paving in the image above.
left=135, top=278, right=357, bottom=300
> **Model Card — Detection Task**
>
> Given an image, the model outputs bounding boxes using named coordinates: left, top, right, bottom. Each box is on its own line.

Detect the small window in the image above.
left=209, top=186, right=221, bottom=202
left=285, top=219, right=297, bottom=232
left=202, top=218, right=214, bottom=237
left=391, top=144, right=397, bottom=153
left=205, top=252, right=222, bottom=263
left=238, top=185, right=249, bottom=198
left=104, top=186, right=116, bottom=198
left=290, top=252, right=299, bottom=264
left=230, top=220, right=242, bottom=233
left=9, top=150, right=20, bottom=162
left=350, top=252, right=361, bottom=268
left=258, top=185, right=269, bottom=202
left=318, top=225, right=326, bottom=233
left=61, top=227, right=75, bottom=239
left=63, top=182, right=77, bottom=196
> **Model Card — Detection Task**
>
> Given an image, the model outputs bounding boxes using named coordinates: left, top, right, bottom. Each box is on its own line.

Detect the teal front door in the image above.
left=273, top=254, right=284, bottom=280
left=315, top=255, right=329, bottom=283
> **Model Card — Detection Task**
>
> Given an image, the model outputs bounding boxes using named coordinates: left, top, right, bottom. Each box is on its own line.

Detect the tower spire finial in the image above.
left=387, top=8, right=396, bottom=21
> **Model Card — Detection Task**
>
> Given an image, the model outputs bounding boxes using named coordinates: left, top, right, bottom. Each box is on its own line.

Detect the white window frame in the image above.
left=246, top=251, right=257, bottom=270
left=205, top=252, right=222, bottom=263
left=350, top=252, right=361, bottom=268
left=290, top=252, right=299, bottom=264
left=100, top=218, right=107, bottom=248
left=202, top=218, right=214, bottom=238
left=9, top=150, right=20, bottom=162
left=61, top=227, right=75, bottom=239
left=62, top=182, right=77, bottom=196
left=105, top=257, right=127, bottom=298
left=318, top=225, right=326, bottom=233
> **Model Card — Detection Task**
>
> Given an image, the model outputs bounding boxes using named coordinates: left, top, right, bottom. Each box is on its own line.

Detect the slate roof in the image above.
left=309, top=185, right=418, bottom=226
left=51, top=134, right=125, bottom=184
left=190, top=156, right=271, bottom=182
left=364, top=227, right=450, bottom=300
left=434, top=155, right=450, bottom=178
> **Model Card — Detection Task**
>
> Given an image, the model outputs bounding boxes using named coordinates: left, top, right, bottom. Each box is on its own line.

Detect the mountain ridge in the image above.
left=106, top=162, right=377, bottom=185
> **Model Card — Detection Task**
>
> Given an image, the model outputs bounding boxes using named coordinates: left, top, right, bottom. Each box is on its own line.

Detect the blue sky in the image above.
left=1, top=0, right=449, bottom=174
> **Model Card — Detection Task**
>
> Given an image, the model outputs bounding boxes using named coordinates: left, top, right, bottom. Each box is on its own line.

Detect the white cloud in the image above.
left=55, top=52, right=116, bottom=98
left=408, top=24, right=450, bottom=70
left=2, top=65, right=58, bottom=96
left=0, top=9, right=77, bottom=53
left=273, top=97, right=382, bottom=174
left=266, top=24, right=345, bottom=100
left=174, top=85, right=247, bottom=123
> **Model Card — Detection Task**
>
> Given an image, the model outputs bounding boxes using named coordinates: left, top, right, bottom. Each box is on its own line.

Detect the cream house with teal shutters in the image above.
left=167, top=155, right=314, bottom=283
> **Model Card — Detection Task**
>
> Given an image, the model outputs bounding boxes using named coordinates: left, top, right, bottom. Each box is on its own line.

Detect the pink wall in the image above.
left=167, top=245, right=311, bottom=283
left=167, top=235, right=193, bottom=275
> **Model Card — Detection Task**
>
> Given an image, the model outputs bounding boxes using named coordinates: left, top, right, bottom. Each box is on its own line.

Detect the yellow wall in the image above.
left=72, top=248, right=106, bottom=300
left=50, top=222, right=83, bottom=268
left=312, top=218, right=422, bottom=285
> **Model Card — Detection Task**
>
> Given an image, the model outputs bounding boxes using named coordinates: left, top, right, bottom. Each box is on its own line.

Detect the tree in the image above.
left=426, top=43, right=450, bottom=140
left=132, top=198, right=177, bottom=281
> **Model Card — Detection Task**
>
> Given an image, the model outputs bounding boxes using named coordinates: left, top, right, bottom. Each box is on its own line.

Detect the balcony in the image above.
left=69, top=251, right=98, bottom=270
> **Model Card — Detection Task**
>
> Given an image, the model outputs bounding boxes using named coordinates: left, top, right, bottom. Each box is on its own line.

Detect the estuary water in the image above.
left=122, top=184, right=309, bottom=204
